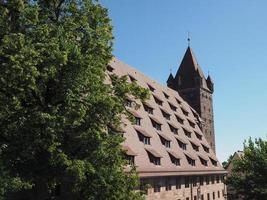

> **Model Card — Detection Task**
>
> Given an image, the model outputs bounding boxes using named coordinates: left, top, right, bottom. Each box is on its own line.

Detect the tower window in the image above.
left=143, top=104, right=153, bottom=114
left=176, top=98, right=182, bottom=105
left=185, top=177, right=190, bottom=188
left=161, top=109, right=170, bottom=120
left=199, top=176, right=204, bottom=185
left=154, top=184, right=161, bottom=192
left=176, top=177, right=181, bottom=189
left=165, top=179, right=172, bottom=191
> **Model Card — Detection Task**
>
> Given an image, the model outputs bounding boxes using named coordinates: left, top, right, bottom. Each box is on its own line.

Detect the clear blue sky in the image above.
left=100, top=0, right=267, bottom=162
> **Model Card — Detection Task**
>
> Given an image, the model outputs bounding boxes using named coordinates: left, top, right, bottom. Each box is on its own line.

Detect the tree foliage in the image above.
left=226, top=137, right=267, bottom=200
left=0, top=0, right=148, bottom=199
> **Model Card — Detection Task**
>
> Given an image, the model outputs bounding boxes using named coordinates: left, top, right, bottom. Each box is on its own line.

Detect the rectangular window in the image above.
left=185, top=177, right=190, bottom=188
left=207, top=193, right=210, bottom=200
left=199, top=176, right=204, bottom=185
left=192, top=177, right=197, bottom=187
left=211, top=176, right=215, bottom=184
left=154, top=184, right=161, bottom=193
left=176, top=177, right=181, bottom=189
left=206, top=176, right=210, bottom=185
left=216, top=175, right=220, bottom=183
left=201, top=194, right=204, bottom=200
left=165, top=179, right=172, bottom=191
left=218, top=191, right=220, bottom=198
left=194, top=196, right=197, bottom=200
left=213, top=192, right=215, bottom=199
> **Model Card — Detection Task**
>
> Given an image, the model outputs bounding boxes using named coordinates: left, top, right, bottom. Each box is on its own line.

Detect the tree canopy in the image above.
left=0, top=0, right=148, bottom=199
left=226, top=137, right=267, bottom=200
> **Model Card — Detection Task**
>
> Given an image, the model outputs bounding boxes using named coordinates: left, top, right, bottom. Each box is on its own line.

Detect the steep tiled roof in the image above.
left=109, top=58, right=226, bottom=177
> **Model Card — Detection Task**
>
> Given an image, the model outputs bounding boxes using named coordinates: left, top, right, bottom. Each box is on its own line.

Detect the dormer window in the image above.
left=135, top=117, right=141, bottom=126
left=176, top=98, right=182, bottom=105
left=168, top=123, right=178, bottom=135
left=161, top=109, right=170, bottom=120
left=202, top=144, right=210, bottom=153
left=188, top=120, right=196, bottom=128
left=147, top=84, right=155, bottom=92
left=153, top=95, right=163, bottom=106
left=177, top=139, right=187, bottom=150
left=209, top=157, right=218, bottom=166
left=195, top=132, right=202, bottom=140
left=191, top=142, right=199, bottom=152
left=150, top=118, right=162, bottom=131
left=143, top=103, right=153, bottom=114
left=159, top=135, right=171, bottom=148
left=175, top=115, right=184, bottom=124
left=146, top=149, right=161, bottom=165
left=136, top=130, right=151, bottom=145
left=181, top=107, right=189, bottom=116
left=125, top=99, right=133, bottom=107
left=129, top=75, right=137, bottom=82
left=168, top=153, right=180, bottom=166
left=125, top=154, right=135, bottom=165
left=169, top=102, right=177, bottom=112
left=183, top=128, right=191, bottom=138
left=163, top=92, right=169, bottom=99
left=107, top=65, right=114, bottom=72
left=185, top=154, right=196, bottom=166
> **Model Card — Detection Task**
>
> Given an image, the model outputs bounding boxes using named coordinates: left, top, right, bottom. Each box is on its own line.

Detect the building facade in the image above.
left=108, top=46, right=227, bottom=200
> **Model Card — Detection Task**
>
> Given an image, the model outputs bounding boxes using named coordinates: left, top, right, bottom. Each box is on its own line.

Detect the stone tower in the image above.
left=167, top=46, right=216, bottom=153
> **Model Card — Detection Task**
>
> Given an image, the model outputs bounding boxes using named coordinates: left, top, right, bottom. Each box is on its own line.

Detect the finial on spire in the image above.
left=187, top=31, right=191, bottom=46
left=170, top=67, right=172, bottom=74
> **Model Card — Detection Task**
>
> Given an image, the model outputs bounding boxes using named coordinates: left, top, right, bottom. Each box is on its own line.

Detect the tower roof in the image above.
left=175, top=47, right=210, bottom=91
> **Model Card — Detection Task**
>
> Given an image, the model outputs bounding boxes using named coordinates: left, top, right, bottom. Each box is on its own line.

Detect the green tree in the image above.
left=0, top=0, right=147, bottom=199
left=226, top=138, right=267, bottom=200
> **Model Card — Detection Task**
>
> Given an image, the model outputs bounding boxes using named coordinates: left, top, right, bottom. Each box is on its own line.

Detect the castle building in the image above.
left=108, top=45, right=227, bottom=200
left=167, top=47, right=216, bottom=152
